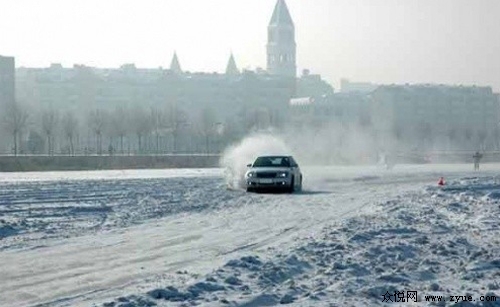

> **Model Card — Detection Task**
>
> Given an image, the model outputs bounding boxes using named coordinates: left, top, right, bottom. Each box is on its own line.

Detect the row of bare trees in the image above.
left=1, top=102, right=237, bottom=156
left=2, top=103, right=29, bottom=156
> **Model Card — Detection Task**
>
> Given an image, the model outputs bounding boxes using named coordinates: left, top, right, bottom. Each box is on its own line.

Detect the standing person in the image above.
left=473, top=151, right=483, bottom=171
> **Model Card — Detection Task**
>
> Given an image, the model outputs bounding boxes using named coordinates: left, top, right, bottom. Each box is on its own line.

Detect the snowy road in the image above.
left=1, top=164, right=499, bottom=306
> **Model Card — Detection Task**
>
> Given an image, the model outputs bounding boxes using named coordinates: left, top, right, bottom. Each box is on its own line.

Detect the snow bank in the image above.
left=0, top=168, right=222, bottom=183
left=102, top=176, right=500, bottom=306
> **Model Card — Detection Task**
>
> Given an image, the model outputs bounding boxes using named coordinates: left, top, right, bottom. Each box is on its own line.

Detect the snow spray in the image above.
left=220, top=133, right=291, bottom=189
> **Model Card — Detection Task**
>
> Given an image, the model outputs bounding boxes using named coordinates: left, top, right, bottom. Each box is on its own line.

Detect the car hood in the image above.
left=246, top=167, right=293, bottom=173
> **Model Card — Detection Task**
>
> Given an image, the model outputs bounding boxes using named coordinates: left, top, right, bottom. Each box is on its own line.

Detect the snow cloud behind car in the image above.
left=220, top=132, right=292, bottom=189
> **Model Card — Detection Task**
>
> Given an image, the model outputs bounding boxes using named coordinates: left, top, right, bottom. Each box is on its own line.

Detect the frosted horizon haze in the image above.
left=0, top=0, right=499, bottom=91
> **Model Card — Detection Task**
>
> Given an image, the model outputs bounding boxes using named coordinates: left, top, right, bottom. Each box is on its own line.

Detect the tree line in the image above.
left=1, top=102, right=262, bottom=156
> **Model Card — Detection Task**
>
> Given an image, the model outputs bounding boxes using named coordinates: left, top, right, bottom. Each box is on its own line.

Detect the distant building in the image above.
left=340, top=78, right=378, bottom=93
left=371, top=84, right=500, bottom=150
left=290, top=82, right=500, bottom=151
left=296, top=69, right=334, bottom=100
left=290, top=91, right=370, bottom=128
left=0, top=55, right=15, bottom=106
left=267, top=0, right=296, bottom=78
left=16, top=54, right=301, bottom=119
left=15, top=0, right=331, bottom=120
left=290, top=97, right=314, bottom=106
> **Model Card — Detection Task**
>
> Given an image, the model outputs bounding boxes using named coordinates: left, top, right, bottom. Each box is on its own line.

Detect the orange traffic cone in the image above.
left=438, top=177, right=445, bottom=186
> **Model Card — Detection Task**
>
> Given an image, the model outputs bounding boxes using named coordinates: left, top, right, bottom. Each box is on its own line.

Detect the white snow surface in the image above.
left=1, top=164, right=499, bottom=307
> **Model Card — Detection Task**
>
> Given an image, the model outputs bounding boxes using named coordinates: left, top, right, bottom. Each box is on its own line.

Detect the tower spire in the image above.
left=170, top=52, right=182, bottom=74
left=225, top=53, right=239, bottom=75
left=269, top=0, right=294, bottom=26
left=266, top=0, right=296, bottom=78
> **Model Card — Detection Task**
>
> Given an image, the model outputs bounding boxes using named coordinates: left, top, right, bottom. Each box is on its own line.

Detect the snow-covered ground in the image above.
left=1, top=164, right=499, bottom=306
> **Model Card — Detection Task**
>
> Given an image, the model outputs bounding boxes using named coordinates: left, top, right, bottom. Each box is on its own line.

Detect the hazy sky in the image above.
left=1, top=0, right=499, bottom=91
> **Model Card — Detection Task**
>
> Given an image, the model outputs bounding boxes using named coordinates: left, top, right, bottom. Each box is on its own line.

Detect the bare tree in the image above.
left=42, top=109, right=59, bottom=155
left=132, top=107, right=151, bottom=154
left=199, top=107, right=217, bottom=154
left=88, top=109, right=106, bottom=155
left=149, top=107, right=166, bottom=154
left=3, top=103, right=29, bottom=156
left=167, top=104, right=187, bottom=153
left=112, top=107, right=129, bottom=154
left=62, top=111, right=78, bottom=155
left=27, top=130, right=45, bottom=154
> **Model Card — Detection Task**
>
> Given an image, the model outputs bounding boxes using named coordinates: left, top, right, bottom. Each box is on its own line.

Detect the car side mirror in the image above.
left=247, top=163, right=252, bottom=167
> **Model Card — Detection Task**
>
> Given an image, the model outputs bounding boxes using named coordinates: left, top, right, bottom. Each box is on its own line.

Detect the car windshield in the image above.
left=252, top=156, right=290, bottom=167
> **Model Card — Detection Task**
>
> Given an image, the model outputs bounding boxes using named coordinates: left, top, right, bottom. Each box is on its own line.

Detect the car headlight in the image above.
left=247, top=172, right=255, bottom=178
left=277, top=172, right=288, bottom=178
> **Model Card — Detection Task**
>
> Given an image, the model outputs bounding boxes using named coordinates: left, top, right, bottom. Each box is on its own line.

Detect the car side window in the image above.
left=289, top=157, right=298, bottom=167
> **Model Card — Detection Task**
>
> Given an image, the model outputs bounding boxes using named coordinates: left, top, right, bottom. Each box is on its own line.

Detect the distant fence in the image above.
left=0, top=154, right=221, bottom=172
left=2, top=151, right=500, bottom=172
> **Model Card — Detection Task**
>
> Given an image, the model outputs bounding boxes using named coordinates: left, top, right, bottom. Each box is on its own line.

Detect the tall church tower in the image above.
left=267, top=0, right=296, bottom=78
